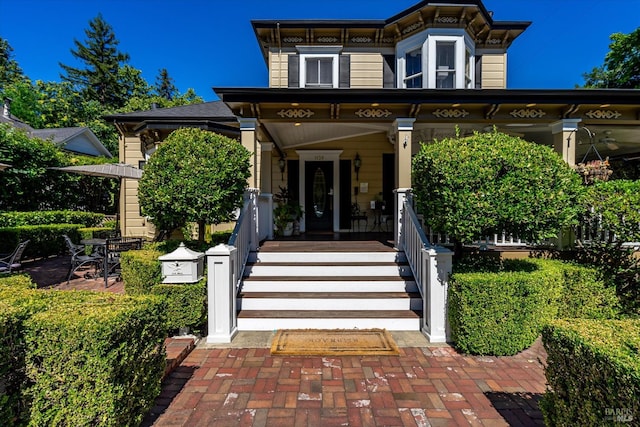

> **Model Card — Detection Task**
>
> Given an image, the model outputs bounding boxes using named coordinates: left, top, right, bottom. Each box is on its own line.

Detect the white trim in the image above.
left=296, top=150, right=343, bottom=233
left=396, top=28, right=475, bottom=89
left=239, top=118, right=258, bottom=130
left=297, top=45, right=342, bottom=89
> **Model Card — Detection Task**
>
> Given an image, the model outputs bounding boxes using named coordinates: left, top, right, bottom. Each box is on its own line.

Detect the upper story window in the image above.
left=305, top=57, right=334, bottom=87
left=289, top=46, right=346, bottom=89
left=398, top=29, right=475, bottom=89
left=404, top=49, right=423, bottom=88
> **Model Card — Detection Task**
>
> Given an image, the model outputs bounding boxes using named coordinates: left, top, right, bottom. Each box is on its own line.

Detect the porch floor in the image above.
left=261, top=232, right=395, bottom=252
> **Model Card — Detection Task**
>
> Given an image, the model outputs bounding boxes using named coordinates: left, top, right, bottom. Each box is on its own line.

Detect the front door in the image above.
left=305, top=161, right=333, bottom=232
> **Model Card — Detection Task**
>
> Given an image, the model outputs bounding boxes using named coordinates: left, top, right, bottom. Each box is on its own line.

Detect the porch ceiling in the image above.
left=216, top=88, right=640, bottom=160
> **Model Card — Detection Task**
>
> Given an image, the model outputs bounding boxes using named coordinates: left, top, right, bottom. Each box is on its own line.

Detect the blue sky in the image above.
left=1, top=0, right=638, bottom=101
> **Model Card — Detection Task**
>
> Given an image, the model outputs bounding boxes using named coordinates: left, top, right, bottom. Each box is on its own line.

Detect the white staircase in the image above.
left=237, top=250, right=422, bottom=330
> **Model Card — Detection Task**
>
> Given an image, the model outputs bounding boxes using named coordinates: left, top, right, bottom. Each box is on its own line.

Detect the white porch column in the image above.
left=393, top=118, right=415, bottom=249
left=206, top=244, right=238, bottom=343
left=552, top=119, right=581, bottom=167
left=393, top=118, right=415, bottom=188
left=423, top=246, right=453, bottom=343
left=239, top=118, right=259, bottom=188
left=261, top=142, right=274, bottom=193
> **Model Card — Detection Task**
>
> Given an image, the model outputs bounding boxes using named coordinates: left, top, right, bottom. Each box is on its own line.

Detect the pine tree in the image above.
left=59, top=14, right=130, bottom=108
left=0, top=37, right=25, bottom=88
left=155, top=68, right=178, bottom=100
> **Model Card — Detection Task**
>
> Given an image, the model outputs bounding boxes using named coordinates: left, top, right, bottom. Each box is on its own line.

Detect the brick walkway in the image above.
left=144, top=339, right=547, bottom=426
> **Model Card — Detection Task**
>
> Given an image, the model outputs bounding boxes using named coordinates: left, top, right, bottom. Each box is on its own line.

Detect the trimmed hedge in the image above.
left=152, top=279, right=207, bottom=333
left=449, top=258, right=618, bottom=355
left=120, top=249, right=163, bottom=295
left=0, top=211, right=104, bottom=228
left=0, top=285, right=167, bottom=426
left=541, top=319, right=640, bottom=425
left=0, top=274, right=38, bottom=290
left=120, top=247, right=207, bottom=333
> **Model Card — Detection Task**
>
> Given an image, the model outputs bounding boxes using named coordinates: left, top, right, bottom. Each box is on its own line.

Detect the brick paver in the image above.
left=144, top=340, right=547, bottom=426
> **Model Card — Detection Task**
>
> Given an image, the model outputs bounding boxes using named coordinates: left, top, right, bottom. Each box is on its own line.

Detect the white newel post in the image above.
left=206, top=244, right=238, bottom=343
left=394, top=188, right=411, bottom=250
left=423, top=245, right=453, bottom=343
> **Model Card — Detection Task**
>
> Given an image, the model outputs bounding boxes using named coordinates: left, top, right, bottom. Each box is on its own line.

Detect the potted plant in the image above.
left=273, top=186, right=303, bottom=236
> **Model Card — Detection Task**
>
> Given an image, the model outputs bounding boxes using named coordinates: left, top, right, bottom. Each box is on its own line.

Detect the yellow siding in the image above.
left=269, top=51, right=289, bottom=88
left=120, top=135, right=155, bottom=238
left=350, top=53, right=384, bottom=88
left=481, top=53, right=507, bottom=89
left=273, top=133, right=393, bottom=208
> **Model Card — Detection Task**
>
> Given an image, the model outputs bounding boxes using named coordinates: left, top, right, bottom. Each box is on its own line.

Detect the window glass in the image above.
left=436, top=42, right=455, bottom=88
left=405, top=49, right=423, bottom=88
left=306, top=58, right=333, bottom=87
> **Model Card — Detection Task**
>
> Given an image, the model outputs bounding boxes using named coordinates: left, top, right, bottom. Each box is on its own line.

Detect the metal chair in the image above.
left=0, top=240, right=30, bottom=274
left=103, top=237, right=143, bottom=283
left=63, top=235, right=102, bottom=283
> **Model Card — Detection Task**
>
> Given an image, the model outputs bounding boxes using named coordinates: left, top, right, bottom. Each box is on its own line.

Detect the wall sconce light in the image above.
left=354, top=153, right=362, bottom=180
left=278, top=156, right=286, bottom=180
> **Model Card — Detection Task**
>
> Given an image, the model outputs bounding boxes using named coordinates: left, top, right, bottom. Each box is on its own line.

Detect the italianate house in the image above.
left=107, top=0, right=640, bottom=341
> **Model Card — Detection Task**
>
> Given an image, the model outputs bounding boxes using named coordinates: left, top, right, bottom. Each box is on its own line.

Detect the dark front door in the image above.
left=305, top=161, right=333, bottom=232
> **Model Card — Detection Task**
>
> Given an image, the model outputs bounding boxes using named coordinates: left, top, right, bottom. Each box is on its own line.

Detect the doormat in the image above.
left=270, top=329, right=400, bottom=356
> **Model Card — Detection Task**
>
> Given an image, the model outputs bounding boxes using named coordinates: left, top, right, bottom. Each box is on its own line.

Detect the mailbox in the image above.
left=158, top=243, right=204, bottom=283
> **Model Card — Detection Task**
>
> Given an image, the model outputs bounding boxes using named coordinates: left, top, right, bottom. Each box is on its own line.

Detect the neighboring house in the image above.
left=111, top=0, right=640, bottom=238
left=104, top=101, right=239, bottom=238
left=1, top=98, right=112, bottom=158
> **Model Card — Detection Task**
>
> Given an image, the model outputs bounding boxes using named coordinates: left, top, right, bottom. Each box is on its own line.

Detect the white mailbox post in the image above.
left=158, top=243, right=204, bottom=284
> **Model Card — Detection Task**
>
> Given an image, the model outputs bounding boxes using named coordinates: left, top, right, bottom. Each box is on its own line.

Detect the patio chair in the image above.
left=0, top=240, right=30, bottom=274
left=103, top=237, right=143, bottom=283
left=63, top=235, right=102, bottom=284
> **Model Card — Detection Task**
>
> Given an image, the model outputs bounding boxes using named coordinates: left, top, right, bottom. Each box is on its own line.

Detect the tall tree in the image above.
left=155, top=68, right=178, bottom=100
left=0, top=37, right=26, bottom=91
left=583, top=27, right=640, bottom=88
left=138, top=129, right=251, bottom=241
left=59, top=14, right=130, bottom=108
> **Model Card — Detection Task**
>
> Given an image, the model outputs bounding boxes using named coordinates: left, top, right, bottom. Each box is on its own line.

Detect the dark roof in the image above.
left=0, top=114, right=34, bottom=131
left=31, top=127, right=86, bottom=143
left=104, top=101, right=236, bottom=122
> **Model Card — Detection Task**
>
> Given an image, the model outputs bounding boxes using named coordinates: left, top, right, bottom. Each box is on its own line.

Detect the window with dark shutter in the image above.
left=383, top=55, right=396, bottom=88
left=288, top=55, right=300, bottom=88
left=339, top=55, right=350, bottom=88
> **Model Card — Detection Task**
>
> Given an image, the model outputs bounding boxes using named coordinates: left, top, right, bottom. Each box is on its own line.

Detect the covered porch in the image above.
left=216, top=87, right=640, bottom=242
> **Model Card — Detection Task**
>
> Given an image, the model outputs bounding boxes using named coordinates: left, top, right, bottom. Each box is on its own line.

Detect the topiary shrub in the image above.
left=449, top=259, right=563, bottom=355
left=0, top=274, right=37, bottom=290
left=412, top=130, right=584, bottom=258
left=151, top=278, right=207, bottom=334
left=119, top=249, right=163, bottom=295
left=23, top=294, right=166, bottom=426
left=120, top=248, right=207, bottom=334
left=0, top=211, right=104, bottom=228
left=557, top=263, right=619, bottom=319
left=541, top=319, right=640, bottom=425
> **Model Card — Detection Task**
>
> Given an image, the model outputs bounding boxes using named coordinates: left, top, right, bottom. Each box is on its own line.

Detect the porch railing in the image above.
left=206, top=189, right=260, bottom=343
left=399, top=191, right=452, bottom=343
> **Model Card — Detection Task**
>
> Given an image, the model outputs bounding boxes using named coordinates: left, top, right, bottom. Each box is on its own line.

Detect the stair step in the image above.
left=237, top=310, right=422, bottom=331
left=244, top=264, right=412, bottom=277
left=240, top=278, right=418, bottom=293
left=250, top=251, right=407, bottom=263
left=238, top=292, right=422, bottom=310
left=238, top=310, right=422, bottom=318
left=239, top=292, right=421, bottom=299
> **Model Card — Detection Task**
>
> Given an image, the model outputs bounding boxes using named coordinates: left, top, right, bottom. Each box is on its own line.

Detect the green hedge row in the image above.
left=0, top=211, right=104, bottom=228
left=0, top=278, right=166, bottom=426
left=0, top=225, right=113, bottom=259
left=449, top=258, right=618, bottom=355
left=541, top=319, right=640, bottom=425
left=120, top=247, right=207, bottom=334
